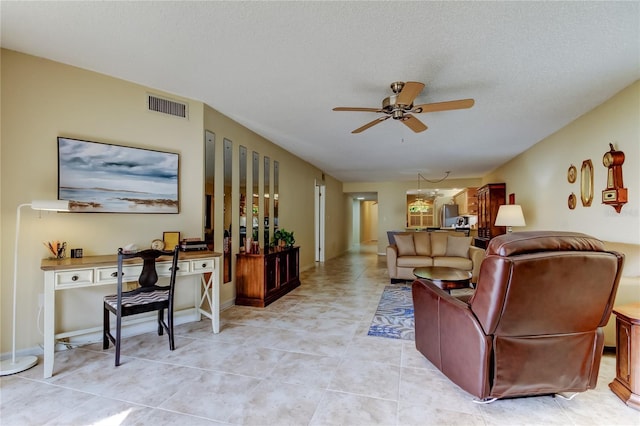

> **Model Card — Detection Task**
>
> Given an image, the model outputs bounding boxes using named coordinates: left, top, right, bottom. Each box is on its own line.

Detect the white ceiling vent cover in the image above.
left=147, top=94, right=188, bottom=119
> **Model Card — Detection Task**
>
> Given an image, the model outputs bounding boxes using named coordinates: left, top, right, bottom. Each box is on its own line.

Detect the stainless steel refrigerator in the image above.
left=441, top=204, right=459, bottom=227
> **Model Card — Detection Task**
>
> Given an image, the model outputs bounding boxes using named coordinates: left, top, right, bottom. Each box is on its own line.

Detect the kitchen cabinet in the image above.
left=454, top=187, right=478, bottom=215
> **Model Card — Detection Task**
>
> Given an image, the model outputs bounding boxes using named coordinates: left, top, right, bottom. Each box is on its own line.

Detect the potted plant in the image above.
left=273, top=229, right=295, bottom=248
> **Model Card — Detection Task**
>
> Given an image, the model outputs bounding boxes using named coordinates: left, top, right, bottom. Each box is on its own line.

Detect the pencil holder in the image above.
left=44, top=241, right=67, bottom=259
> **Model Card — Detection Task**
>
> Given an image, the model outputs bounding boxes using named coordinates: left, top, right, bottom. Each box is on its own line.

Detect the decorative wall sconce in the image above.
left=567, top=165, right=577, bottom=183
left=601, top=143, right=627, bottom=213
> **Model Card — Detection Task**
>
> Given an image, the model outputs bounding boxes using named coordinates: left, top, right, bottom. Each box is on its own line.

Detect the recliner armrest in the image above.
left=412, top=279, right=492, bottom=398
left=386, top=245, right=398, bottom=277
left=469, top=245, right=485, bottom=284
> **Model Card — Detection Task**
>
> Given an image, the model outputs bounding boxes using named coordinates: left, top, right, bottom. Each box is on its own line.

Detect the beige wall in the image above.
left=483, top=80, right=639, bottom=247
left=324, top=179, right=351, bottom=257
left=202, top=105, right=349, bottom=305
left=1, top=49, right=349, bottom=354
left=360, top=201, right=378, bottom=242
left=1, top=50, right=205, bottom=352
left=483, top=81, right=640, bottom=346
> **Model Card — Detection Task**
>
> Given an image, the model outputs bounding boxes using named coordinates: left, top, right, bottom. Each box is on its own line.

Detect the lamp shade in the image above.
left=495, top=204, right=526, bottom=227
left=31, top=199, right=70, bottom=211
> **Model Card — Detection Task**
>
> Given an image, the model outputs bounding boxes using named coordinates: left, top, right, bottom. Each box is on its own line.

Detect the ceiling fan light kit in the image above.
left=333, top=81, right=474, bottom=134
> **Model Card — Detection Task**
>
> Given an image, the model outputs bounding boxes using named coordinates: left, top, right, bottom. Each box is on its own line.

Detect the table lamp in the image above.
left=1, top=199, right=70, bottom=376
left=495, top=204, right=526, bottom=233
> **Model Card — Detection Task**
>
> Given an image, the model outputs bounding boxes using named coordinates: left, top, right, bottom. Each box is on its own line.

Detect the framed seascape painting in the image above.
left=58, top=137, right=179, bottom=213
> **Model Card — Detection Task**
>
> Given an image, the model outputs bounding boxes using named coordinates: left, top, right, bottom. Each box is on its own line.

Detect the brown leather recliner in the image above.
left=412, top=231, right=624, bottom=400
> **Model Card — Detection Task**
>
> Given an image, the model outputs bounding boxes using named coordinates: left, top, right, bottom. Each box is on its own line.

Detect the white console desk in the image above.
left=40, top=250, right=221, bottom=378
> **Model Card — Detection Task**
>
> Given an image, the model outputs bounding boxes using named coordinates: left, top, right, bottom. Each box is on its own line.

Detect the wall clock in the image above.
left=601, top=143, right=627, bottom=213
left=151, top=239, right=165, bottom=250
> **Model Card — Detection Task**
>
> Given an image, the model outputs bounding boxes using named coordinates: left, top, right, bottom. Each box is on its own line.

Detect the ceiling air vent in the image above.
left=147, top=94, right=188, bottom=119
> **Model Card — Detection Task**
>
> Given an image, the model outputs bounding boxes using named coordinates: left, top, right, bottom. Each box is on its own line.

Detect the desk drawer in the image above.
left=55, top=269, right=94, bottom=288
left=156, top=260, right=190, bottom=276
left=191, top=259, right=214, bottom=272
left=96, top=265, right=143, bottom=284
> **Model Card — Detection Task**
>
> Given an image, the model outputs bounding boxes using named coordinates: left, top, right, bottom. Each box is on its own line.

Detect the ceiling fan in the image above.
left=333, top=81, right=474, bottom=134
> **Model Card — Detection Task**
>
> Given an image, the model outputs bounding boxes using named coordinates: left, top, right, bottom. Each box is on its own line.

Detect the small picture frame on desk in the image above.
left=163, top=231, right=180, bottom=251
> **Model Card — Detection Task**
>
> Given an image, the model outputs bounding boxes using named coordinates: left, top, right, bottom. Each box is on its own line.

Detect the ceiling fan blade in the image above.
left=402, top=115, right=428, bottom=133
left=396, top=81, right=425, bottom=106
left=412, top=98, right=475, bottom=113
left=333, top=107, right=382, bottom=112
left=352, top=116, right=389, bottom=133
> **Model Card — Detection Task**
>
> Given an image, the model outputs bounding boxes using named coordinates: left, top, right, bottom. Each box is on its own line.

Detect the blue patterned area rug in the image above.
left=368, top=285, right=415, bottom=340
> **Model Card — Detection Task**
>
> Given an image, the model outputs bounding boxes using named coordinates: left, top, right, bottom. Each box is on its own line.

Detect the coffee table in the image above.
left=413, top=266, right=472, bottom=293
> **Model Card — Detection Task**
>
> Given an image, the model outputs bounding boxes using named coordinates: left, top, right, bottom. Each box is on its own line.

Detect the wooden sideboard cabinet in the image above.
left=475, top=183, right=506, bottom=248
left=235, top=246, right=300, bottom=307
left=609, top=303, right=640, bottom=410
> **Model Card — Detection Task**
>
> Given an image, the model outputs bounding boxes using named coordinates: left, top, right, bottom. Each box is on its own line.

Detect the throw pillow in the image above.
left=395, top=234, right=416, bottom=256
left=446, top=235, right=472, bottom=258
left=413, top=232, right=431, bottom=256
left=430, top=232, right=449, bottom=256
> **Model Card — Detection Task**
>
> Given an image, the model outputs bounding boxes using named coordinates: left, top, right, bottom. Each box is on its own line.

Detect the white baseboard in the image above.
left=54, top=308, right=201, bottom=350
left=1, top=305, right=226, bottom=360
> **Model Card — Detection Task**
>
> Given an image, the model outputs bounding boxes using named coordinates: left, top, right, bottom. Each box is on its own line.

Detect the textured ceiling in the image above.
left=2, top=1, right=639, bottom=183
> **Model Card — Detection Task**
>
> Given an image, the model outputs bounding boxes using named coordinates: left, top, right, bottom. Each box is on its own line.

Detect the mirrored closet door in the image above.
left=204, top=131, right=215, bottom=247
left=273, top=160, right=279, bottom=235
left=223, top=138, right=233, bottom=283
left=238, top=145, right=247, bottom=251
left=264, top=156, right=270, bottom=248
left=252, top=151, right=260, bottom=251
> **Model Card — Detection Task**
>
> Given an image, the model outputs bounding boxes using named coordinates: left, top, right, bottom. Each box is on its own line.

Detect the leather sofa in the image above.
left=386, top=230, right=485, bottom=284
left=412, top=231, right=624, bottom=400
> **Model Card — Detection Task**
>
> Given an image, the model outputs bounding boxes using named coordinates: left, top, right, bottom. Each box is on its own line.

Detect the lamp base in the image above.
left=0, top=355, right=38, bottom=376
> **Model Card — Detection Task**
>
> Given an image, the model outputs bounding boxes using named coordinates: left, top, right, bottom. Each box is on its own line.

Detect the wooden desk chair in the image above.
left=103, top=246, right=180, bottom=366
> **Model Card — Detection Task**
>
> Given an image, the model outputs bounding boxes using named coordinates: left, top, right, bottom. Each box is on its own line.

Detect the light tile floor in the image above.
left=2, top=243, right=639, bottom=425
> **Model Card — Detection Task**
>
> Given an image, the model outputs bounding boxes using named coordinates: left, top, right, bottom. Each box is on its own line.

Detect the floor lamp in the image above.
left=0, top=199, right=70, bottom=376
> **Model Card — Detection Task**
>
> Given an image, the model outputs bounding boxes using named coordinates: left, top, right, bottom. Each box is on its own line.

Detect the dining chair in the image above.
left=103, top=246, right=180, bottom=366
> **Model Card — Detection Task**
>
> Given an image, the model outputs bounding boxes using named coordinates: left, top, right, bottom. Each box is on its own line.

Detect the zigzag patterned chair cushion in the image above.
left=104, top=288, right=169, bottom=309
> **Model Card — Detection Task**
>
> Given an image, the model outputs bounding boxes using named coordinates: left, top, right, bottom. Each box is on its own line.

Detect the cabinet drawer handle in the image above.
left=71, top=275, right=79, bottom=281
left=202, top=263, right=207, bottom=268
left=110, top=272, right=124, bottom=277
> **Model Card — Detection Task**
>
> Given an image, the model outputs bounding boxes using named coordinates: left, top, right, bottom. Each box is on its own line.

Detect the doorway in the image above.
left=360, top=200, right=378, bottom=242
